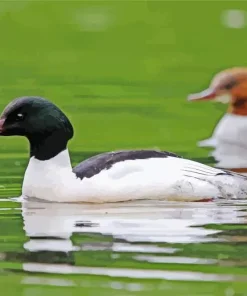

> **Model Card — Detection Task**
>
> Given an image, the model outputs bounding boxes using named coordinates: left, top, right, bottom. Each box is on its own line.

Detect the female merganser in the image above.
left=188, top=67, right=247, bottom=174
left=0, top=96, right=247, bottom=202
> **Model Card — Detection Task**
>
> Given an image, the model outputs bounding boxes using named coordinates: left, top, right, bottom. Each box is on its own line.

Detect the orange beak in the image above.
left=187, top=88, right=218, bottom=101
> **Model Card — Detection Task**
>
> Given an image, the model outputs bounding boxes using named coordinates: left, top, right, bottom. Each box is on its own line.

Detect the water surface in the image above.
left=1, top=186, right=247, bottom=295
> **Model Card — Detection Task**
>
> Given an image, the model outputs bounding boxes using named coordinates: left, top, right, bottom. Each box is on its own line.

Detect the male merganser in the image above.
left=0, top=96, right=247, bottom=202
left=188, top=67, right=247, bottom=174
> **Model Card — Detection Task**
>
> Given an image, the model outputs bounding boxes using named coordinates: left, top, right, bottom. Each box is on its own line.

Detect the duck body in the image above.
left=197, top=114, right=227, bottom=148
left=0, top=96, right=247, bottom=203
left=22, top=148, right=247, bottom=203
left=209, top=113, right=247, bottom=170
left=196, top=96, right=232, bottom=149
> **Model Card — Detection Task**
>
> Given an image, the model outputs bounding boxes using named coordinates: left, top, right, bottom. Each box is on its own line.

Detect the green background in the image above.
left=1, top=0, right=245, bottom=158
left=1, top=1, right=247, bottom=295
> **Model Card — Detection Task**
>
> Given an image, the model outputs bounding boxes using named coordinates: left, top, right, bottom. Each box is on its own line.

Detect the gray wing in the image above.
left=181, top=162, right=247, bottom=180
left=72, top=149, right=182, bottom=180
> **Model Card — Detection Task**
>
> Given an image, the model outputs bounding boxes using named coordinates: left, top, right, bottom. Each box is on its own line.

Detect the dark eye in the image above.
left=15, top=113, right=24, bottom=121
left=224, top=79, right=237, bottom=90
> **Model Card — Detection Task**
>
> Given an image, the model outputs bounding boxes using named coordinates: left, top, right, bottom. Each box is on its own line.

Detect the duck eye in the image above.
left=16, top=113, right=24, bottom=121
left=224, top=79, right=237, bottom=90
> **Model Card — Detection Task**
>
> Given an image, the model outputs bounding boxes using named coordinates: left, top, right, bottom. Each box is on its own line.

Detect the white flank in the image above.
left=22, top=149, right=247, bottom=203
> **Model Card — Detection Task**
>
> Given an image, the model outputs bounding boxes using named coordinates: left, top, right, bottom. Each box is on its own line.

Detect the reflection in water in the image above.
left=23, top=262, right=240, bottom=282
left=133, top=255, right=218, bottom=265
left=19, top=199, right=247, bottom=283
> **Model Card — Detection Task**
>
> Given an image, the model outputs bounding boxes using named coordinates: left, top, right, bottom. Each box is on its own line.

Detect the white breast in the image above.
left=209, top=114, right=247, bottom=168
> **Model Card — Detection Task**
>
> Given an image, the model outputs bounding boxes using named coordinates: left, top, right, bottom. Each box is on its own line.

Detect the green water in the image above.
left=1, top=0, right=247, bottom=295
left=2, top=195, right=247, bottom=296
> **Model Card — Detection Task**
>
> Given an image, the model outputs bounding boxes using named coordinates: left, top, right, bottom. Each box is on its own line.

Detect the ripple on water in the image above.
left=1, top=198, right=247, bottom=293
left=22, top=262, right=247, bottom=282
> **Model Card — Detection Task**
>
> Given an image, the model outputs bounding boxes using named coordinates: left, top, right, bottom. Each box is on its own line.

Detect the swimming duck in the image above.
left=0, top=96, right=247, bottom=202
left=188, top=67, right=247, bottom=174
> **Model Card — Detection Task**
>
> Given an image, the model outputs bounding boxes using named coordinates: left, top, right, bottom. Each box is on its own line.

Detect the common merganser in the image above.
left=188, top=67, right=247, bottom=174
left=0, top=96, right=247, bottom=202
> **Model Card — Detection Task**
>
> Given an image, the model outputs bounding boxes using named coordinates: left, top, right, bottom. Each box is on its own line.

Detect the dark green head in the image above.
left=0, top=96, right=74, bottom=160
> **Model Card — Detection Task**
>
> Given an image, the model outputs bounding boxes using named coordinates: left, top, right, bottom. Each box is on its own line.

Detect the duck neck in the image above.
left=227, top=97, right=247, bottom=116
left=28, top=130, right=70, bottom=161
left=30, top=148, right=72, bottom=169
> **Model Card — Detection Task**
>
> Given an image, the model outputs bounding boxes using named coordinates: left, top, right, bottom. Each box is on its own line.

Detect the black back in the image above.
left=73, top=149, right=182, bottom=180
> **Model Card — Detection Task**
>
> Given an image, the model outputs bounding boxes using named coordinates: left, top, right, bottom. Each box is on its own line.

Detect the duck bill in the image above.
left=0, top=118, right=5, bottom=134
left=187, top=88, right=217, bottom=102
